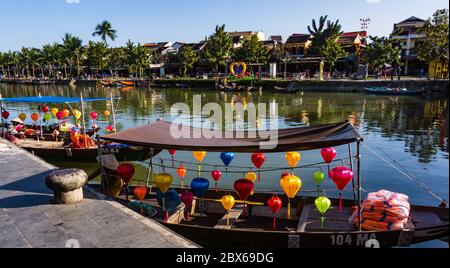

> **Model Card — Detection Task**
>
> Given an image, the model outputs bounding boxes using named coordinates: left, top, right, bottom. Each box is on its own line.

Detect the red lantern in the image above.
left=251, top=152, right=266, bottom=183
left=211, top=170, right=222, bottom=192
left=321, top=147, right=337, bottom=164
left=106, top=125, right=114, bottom=132
left=280, top=172, right=290, bottom=179
left=181, top=191, right=194, bottom=220
left=134, top=186, right=148, bottom=201
left=117, top=164, right=135, bottom=184
left=329, top=166, right=354, bottom=211
left=41, top=105, right=49, bottom=113
left=90, top=111, right=98, bottom=120
left=2, top=111, right=10, bottom=120
left=234, top=179, right=254, bottom=202
left=268, top=195, right=283, bottom=229
left=177, top=164, right=187, bottom=188
left=56, top=111, right=65, bottom=120
left=168, top=150, right=176, bottom=167
left=31, top=113, right=39, bottom=122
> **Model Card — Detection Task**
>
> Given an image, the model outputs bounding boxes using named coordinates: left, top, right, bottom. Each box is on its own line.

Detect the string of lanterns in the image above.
left=112, top=146, right=354, bottom=228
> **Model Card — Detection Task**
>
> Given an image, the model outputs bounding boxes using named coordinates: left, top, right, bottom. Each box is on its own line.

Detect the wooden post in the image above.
left=110, top=92, right=117, bottom=133
left=80, top=93, right=88, bottom=148
left=356, top=139, right=362, bottom=231
left=0, top=96, right=4, bottom=139
left=348, top=143, right=357, bottom=202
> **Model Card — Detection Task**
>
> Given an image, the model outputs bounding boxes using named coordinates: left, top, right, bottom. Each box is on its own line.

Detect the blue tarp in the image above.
left=0, top=96, right=110, bottom=104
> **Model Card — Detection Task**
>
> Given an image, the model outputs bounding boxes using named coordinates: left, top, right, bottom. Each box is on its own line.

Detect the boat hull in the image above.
left=363, top=87, right=427, bottom=96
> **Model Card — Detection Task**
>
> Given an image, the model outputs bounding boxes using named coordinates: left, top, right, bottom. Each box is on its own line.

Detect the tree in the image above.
left=84, top=41, right=109, bottom=75
left=178, top=46, right=198, bottom=76
left=308, top=15, right=343, bottom=55
left=133, top=44, right=151, bottom=78
left=204, top=25, right=233, bottom=73
left=92, top=20, right=117, bottom=45
left=62, top=33, right=84, bottom=77
left=416, top=9, right=449, bottom=79
left=320, top=37, right=347, bottom=75
left=41, top=43, right=61, bottom=78
left=365, top=36, right=401, bottom=77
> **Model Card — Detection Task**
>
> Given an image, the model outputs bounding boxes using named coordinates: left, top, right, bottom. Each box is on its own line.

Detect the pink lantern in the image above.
left=329, top=166, right=354, bottom=211
left=181, top=191, right=194, bottom=220
left=211, top=170, right=222, bottom=192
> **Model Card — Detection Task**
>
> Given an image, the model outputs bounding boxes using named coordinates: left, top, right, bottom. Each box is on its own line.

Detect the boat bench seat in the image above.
left=214, top=205, right=245, bottom=230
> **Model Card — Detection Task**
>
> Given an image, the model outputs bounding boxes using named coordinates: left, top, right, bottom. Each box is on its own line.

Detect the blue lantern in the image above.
left=156, top=189, right=181, bottom=212
left=190, top=178, right=209, bottom=197
left=220, top=152, right=234, bottom=167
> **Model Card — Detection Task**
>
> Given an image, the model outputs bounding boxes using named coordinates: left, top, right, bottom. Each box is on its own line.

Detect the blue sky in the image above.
left=0, top=0, right=448, bottom=51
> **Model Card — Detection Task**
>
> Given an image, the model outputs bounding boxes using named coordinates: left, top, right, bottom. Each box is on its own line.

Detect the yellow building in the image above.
left=429, top=61, right=449, bottom=79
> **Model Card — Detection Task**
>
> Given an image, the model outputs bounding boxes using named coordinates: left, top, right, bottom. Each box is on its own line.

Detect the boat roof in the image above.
left=100, top=120, right=363, bottom=152
left=0, top=96, right=111, bottom=104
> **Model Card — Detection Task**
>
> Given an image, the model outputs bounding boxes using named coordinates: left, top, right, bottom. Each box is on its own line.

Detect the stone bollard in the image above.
left=45, top=169, right=88, bottom=204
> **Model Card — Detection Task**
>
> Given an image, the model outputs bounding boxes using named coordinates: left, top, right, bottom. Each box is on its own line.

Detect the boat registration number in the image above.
left=330, top=234, right=379, bottom=248
left=102, top=147, right=120, bottom=154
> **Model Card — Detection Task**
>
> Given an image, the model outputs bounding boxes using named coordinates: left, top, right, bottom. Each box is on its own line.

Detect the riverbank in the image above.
left=0, top=138, right=198, bottom=248
left=1, top=77, right=448, bottom=95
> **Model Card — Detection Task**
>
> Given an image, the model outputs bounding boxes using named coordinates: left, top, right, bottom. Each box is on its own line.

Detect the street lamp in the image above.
left=360, top=18, right=371, bottom=31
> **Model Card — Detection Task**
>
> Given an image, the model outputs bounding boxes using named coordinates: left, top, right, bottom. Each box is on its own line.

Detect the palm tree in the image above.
left=307, top=15, right=343, bottom=55
left=18, top=47, right=32, bottom=77
left=62, top=33, right=84, bottom=77
left=41, top=43, right=61, bottom=78
left=92, top=20, right=117, bottom=45
left=84, top=41, right=110, bottom=76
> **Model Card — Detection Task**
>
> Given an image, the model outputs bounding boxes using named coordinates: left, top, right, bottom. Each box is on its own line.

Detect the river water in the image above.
left=1, top=83, right=448, bottom=246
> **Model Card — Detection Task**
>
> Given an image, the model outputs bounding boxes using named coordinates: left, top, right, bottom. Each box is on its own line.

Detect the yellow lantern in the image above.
left=19, top=113, right=27, bottom=121
left=154, top=173, right=174, bottom=211
left=72, top=109, right=82, bottom=120
left=285, top=151, right=301, bottom=170
left=154, top=173, right=173, bottom=194
left=51, top=108, right=59, bottom=117
left=104, top=110, right=111, bottom=117
left=245, top=172, right=257, bottom=183
left=193, top=151, right=207, bottom=176
left=221, top=195, right=236, bottom=226
left=280, top=175, right=302, bottom=219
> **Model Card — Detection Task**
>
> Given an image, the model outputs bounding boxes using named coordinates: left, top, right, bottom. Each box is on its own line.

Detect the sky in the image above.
left=0, top=0, right=448, bottom=51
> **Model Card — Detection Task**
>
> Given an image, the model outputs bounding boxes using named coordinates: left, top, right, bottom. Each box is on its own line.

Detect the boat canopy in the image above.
left=100, top=120, right=363, bottom=153
left=0, top=96, right=110, bottom=104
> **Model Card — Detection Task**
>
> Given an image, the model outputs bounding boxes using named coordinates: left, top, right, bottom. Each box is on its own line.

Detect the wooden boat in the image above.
left=119, top=80, right=136, bottom=87
left=16, top=139, right=156, bottom=163
left=275, top=83, right=300, bottom=93
left=98, top=80, right=118, bottom=87
left=363, top=87, right=427, bottom=96
left=97, top=120, right=449, bottom=248
left=103, top=186, right=448, bottom=248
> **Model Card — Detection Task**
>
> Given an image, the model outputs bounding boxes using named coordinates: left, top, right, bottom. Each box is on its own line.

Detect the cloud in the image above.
left=366, top=0, right=381, bottom=4
left=66, top=0, right=80, bottom=4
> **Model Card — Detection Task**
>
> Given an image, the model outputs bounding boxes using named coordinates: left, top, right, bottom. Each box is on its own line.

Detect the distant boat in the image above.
left=275, top=83, right=300, bottom=93
left=119, top=80, right=136, bottom=86
left=363, top=87, right=427, bottom=96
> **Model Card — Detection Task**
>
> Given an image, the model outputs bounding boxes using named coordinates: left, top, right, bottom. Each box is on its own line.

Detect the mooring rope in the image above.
left=362, top=143, right=448, bottom=206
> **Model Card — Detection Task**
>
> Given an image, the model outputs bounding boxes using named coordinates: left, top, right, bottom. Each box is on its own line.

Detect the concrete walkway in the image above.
left=0, top=139, right=198, bottom=248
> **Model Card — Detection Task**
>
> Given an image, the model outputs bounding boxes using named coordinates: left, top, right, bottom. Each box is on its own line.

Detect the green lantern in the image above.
left=315, top=196, right=331, bottom=228
left=313, top=171, right=325, bottom=188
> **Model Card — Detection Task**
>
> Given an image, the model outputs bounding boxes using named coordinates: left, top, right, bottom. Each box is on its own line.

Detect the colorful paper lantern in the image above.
left=106, top=125, right=114, bottom=132
left=104, top=110, right=111, bottom=117
left=1, top=111, right=10, bottom=120
left=168, top=149, right=177, bottom=167
left=315, top=196, right=331, bottom=228
left=90, top=111, right=98, bottom=120
left=329, top=166, right=353, bottom=211
left=154, top=173, right=173, bottom=194
left=31, top=113, right=39, bottom=122
left=181, top=191, right=195, bottom=220
left=43, top=113, right=51, bottom=122
left=268, top=195, right=283, bottom=229
left=51, top=108, right=58, bottom=117
left=19, top=113, right=27, bottom=121
left=251, top=152, right=266, bottom=183
left=177, top=164, right=187, bottom=189
left=280, top=174, right=302, bottom=219
left=134, top=186, right=148, bottom=201
left=234, top=179, right=254, bottom=202
left=321, top=147, right=337, bottom=164
left=62, top=109, right=70, bottom=118
left=220, top=152, right=234, bottom=180
left=285, top=151, right=301, bottom=170
left=313, top=171, right=326, bottom=188
left=193, top=151, right=207, bottom=176
left=156, top=189, right=181, bottom=221
left=221, top=195, right=236, bottom=226
left=117, top=164, right=135, bottom=184
left=245, top=172, right=257, bottom=183
left=72, top=109, right=82, bottom=121
left=41, top=105, right=49, bottom=113
left=211, top=170, right=222, bottom=192
left=56, top=111, right=65, bottom=120
left=190, top=178, right=209, bottom=197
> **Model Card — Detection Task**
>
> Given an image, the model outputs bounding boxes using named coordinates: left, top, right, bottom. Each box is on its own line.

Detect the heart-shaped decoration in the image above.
left=234, top=179, right=254, bottom=201
left=329, top=166, right=353, bottom=191
left=321, top=148, right=337, bottom=164
left=117, top=164, right=135, bottom=183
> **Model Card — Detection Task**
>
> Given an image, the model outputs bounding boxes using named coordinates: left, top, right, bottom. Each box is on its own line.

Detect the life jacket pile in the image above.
left=349, top=190, right=410, bottom=231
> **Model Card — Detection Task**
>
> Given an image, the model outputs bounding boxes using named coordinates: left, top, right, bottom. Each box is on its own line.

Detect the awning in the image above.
left=100, top=120, right=363, bottom=153
left=0, top=96, right=111, bottom=104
